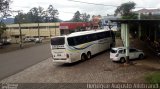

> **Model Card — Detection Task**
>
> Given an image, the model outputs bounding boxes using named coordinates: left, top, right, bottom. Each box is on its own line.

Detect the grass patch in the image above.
left=145, top=72, right=160, bottom=83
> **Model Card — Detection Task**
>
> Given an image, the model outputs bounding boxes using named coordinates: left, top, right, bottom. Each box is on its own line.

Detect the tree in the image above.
left=0, top=0, right=10, bottom=38
left=0, top=0, right=10, bottom=17
left=46, top=5, right=59, bottom=22
left=0, top=22, right=6, bottom=38
left=14, top=12, right=28, bottom=23
left=115, top=2, right=137, bottom=19
left=81, top=13, right=90, bottom=22
left=29, top=6, right=45, bottom=23
left=14, top=5, right=60, bottom=23
left=72, top=11, right=81, bottom=22
left=71, top=11, right=90, bottom=22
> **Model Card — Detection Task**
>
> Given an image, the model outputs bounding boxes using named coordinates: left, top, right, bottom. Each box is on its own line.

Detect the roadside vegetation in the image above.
left=145, top=72, right=160, bottom=83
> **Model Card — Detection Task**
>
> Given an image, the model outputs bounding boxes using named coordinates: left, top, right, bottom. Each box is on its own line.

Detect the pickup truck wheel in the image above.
left=139, top=54, right=144, bottom=59
left=120, top=57, right=126, bottom=63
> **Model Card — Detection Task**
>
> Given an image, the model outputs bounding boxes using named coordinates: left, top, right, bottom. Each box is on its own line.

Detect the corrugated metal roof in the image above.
left=111, top=19, right=160, bottom=24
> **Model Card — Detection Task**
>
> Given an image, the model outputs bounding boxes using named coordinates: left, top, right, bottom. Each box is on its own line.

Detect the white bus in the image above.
left=50, top=29, right=115, bottom=63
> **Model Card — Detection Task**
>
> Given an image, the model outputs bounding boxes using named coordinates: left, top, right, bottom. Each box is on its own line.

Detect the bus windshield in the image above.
left=51, top=37, right=65, bottom=45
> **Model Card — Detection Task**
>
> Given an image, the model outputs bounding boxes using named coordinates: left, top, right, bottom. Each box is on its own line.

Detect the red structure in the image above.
left=59, top=22, right=90, bottom=35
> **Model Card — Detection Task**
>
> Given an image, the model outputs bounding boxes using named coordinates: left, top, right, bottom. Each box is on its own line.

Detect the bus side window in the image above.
left=105, top=32, right=109, bottom=38
left=102, top=32, right=106, bottom=38
left=75, top=36, right=80, bottom=45
left=81, top=35, right=88, bottom=44
left=88, top=34, right=96, bottom=42
left=75, top=35, right=88, bottom=45
left=68, top=37, right=76, bottom=46
left=91, top=34, right=97, bottom=41
left=97, top=32, right=104, bottom=40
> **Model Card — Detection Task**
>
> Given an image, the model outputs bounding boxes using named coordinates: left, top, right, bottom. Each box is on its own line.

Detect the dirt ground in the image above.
left=0, top=38, right=159, bottom=83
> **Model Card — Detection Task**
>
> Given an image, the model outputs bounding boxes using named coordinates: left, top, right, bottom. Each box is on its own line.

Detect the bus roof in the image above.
left=51, top=29, right=111, bottom=39
left=67, top=29, right=110, bottom=37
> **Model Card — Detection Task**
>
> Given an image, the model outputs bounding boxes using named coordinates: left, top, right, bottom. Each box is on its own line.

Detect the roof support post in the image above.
left=18, top=22, right=23, bottom=49
left=154, top=27, right=157, bottom=41
left=38, top=22, right=40, bottom=40
left=139, top=23, right=141, bottom=39
left=121, top=24, right=126, bottom=46
left=55, top=22, right=56, bottom=36
left=125, top=24, right=130, bottom=64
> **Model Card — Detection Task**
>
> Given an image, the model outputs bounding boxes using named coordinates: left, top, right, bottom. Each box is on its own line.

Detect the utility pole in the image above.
left=38, top=22, right=40, bottom=40
left=49, top=26, right=51, bottom=38
left=18, top=11, right=23, bottom=48
left=0, top=18, right=2, bottom=40
left=55, top=22, right=56, bottom=36
left=18, top=22, right=23, bottom=48
left=11, top=10, right=23, bottom=48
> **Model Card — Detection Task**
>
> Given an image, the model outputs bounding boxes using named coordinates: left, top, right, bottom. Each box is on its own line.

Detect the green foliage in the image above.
left=0, top=0, right=9, bottom=37
left=81, top=13, right=90, bottom=22
left=0, top=22, right=6, bottom=37
left=145, top=72, right=160, bottom=83
left=14, top=5, right=59, bottom=23
left=122, top=13, right=138, bottom=19
left=115, top=2, right=137, bottom=19
left=72, top=11, right=81, bottom=22
left=46, top=5, right=59, bottom=22
left=29, top=6, right=45, bottom=23
left=0, top=0, right=10, bottom=16
left=71, top=11, right=90, bottom=22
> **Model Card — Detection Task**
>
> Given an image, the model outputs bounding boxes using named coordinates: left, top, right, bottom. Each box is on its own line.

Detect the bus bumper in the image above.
left=52, top=58, right=72, bottom=63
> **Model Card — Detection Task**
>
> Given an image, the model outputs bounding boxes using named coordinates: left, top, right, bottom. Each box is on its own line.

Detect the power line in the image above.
left=68, top=0, right=118, bottom=7
left=67, top=0, right=152, bottom=9
left=59, top=11, right=97, bottom=16
left=59, top=11, right=74, bottom=14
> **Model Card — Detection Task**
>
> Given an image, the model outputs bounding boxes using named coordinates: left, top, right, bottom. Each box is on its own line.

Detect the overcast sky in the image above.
left=10, top=0, right=160, bottom=21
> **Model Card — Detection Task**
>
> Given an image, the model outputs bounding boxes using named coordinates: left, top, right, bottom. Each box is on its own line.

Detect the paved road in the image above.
left=0, top=43, right=51, bottom=80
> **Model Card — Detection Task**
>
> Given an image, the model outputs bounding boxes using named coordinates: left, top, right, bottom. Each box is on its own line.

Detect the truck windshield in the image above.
left=110, top=49, right=117, bottom=53
left=51, top=37, right=65, bottom=45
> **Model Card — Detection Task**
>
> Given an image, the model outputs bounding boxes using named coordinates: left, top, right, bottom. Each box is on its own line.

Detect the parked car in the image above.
left=34, top=38, right=42, bottom=43
left=0, top=42, right=3, bottom=48
left=110, top=47, right=145, bottom=63
left=0, top=38, right=11, bottom=45
left=5, top=38, right=11, bottom=45
left=24, top=38, right=31, bottom=42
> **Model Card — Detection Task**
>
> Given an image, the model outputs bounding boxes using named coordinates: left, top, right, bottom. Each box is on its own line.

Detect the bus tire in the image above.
left=81, top=54, right=87, bottom=61
left=87, top=52, right=91, bottom=59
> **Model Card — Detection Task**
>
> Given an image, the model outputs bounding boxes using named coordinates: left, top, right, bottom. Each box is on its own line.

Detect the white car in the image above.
left=110, top=47, right=145, bottom=63
left=34, top=38, right=42, bottom=43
